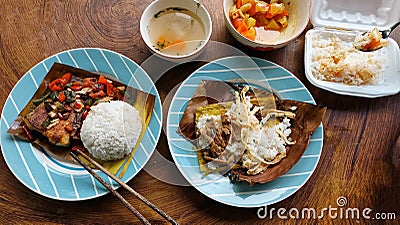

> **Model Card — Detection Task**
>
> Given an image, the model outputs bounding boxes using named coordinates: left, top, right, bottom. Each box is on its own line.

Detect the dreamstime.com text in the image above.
left=257, top=197, right=396, bottom=220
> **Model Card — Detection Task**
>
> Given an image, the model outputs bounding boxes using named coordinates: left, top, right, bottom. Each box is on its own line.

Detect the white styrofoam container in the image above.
left=304, top=0, right=400, bottom=98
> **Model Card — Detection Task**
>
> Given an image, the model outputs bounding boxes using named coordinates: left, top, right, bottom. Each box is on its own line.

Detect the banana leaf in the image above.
left=178, top=80, right=326, bottom=185
left=8, top=63, right=155, bottom=177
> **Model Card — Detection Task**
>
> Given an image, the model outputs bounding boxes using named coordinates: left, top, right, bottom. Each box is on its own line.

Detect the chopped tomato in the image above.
left=57, top=92, right=66, bottom=102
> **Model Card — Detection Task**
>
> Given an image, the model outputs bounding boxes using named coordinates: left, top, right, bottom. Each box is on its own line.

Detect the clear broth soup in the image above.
left=149, top=7, right=206, bottom=56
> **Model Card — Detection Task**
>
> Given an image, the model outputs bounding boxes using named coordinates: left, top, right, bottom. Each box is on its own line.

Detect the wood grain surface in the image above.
left=1, top=1, right=399, bottom=224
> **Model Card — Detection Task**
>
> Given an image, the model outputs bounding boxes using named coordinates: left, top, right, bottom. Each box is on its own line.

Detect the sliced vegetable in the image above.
left=42, top=118, right=51, bottom=129
left=57, top=92, right=66, bottom=102
left=106, top=83, right=114, bottom=97
left=83, top=77, right=96, bottom=87
left=242, top=27, right=256, bottom=40
left=82, top=110, right=89, bottom=120
left=89, top=90, right=106, bottom=99
left=230, top=0, right=290, bottom=40
left=22, top=124, right=33, bottom=141
left=236, top=0, right=243, bottom=9
left=32, top=91, right=51, bottom=105
left=65, top=124, right=73, bottom=132
left=60, top=73, right=71, bottom=85
left=71, top=85, right=83, bottom=91
left=98, top=75, right=108, bottom=85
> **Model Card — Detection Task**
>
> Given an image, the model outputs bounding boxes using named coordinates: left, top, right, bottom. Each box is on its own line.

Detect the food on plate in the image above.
left=81, top=101, right=142, bottom=161
left=8, top=63, right=155, bottom=174
left=178, top=80, right=326, bottom=185
left=149, top=7, right=206, bottom=56
left=311, top=34, right=385, bottom=85
left=229, top=0, right=290, bottom=42
left=353, top=28, right=388, bottom=52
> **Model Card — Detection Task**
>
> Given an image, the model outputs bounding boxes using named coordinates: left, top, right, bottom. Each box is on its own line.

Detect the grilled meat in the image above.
left=24, top=102, right=48, bottom=132
left=199, top=115, right=233, bottom=161
left=44, top=114, right=75, bottom=146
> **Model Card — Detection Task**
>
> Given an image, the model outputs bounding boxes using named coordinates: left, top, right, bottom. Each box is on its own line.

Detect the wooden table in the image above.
left=1, top=1, right=399, bottom=224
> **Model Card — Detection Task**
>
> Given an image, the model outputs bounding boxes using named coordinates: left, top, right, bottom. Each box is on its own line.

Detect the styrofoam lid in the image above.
left=311, top=0, right=400, bottom=31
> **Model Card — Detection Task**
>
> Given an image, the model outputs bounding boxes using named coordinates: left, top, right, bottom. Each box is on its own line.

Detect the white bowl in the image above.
left=223, top=0, right=310, bottom=51
left=140, top=0, right=212, bottom=62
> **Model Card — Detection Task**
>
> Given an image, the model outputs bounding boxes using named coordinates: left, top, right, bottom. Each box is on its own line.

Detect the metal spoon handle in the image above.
left=382, top=21, right=400, bottom=39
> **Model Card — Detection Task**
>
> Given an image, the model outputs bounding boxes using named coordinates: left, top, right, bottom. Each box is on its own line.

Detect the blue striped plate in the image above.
left=167, top=56, right=323, bottom=208
left=0, top=48, right=162, bottom=201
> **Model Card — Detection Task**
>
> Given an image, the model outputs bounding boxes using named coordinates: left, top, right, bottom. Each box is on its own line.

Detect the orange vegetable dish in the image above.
left=230, top=0, right=289, bottom=41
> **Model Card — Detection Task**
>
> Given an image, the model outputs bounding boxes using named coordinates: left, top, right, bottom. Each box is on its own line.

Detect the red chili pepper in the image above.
left=98, top=75, right=108, bottom=85
left=22, top=125, right=34, bottom=141
left=82, top=77, right=96, bottom=87
left=82, top=110, right=89, bottom=120
left=60, top=73, right=71, bottom=85
left=71, top=145, right=85, bottom=152
left=89, top=90, right=106, bottom=99
left=106, top=83, right=114, bottom=97
left=57, top=112, right=65, bottom=120
left=72, top=81, right=82, bottom=86
left=85, top=105, right=90, bottom=110
left=49, top=78, right=63, bottom=91
left=73, top=102, right=82, bottom=110
left=71, top=85, right=83, bottom=91
left=49, top=73, right=71, bottom=91
left=57, top=92, right=66, bottom=102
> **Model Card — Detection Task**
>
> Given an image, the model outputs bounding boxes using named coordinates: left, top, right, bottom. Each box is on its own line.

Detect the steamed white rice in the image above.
left=311, top=34, right=384, bottom=85
left=80, top=101, right=142, bottom=161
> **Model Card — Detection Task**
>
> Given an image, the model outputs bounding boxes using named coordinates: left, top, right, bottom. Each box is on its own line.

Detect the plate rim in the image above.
left=0, top=47, right=163, bottom=201
left=166, top=56, right=323, bottom=208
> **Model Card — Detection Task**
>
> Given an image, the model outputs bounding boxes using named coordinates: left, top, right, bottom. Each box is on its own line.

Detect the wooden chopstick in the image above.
left=70, top=149, right=179, bottom=225
left=70, top=151, right=151, bottom=225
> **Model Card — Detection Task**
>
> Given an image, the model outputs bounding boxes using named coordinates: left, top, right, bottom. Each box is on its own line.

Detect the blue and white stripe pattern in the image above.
left=167, top=56, right=323, bottom=208
left=0, top=48, right=162, bottom=201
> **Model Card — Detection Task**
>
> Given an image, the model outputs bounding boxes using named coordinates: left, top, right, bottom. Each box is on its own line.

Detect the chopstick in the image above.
left=70, top=149, right=178, bottom=225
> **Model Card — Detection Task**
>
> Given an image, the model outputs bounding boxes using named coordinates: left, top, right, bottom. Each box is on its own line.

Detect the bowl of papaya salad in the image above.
left=223, top=0, right=310, bottom=50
